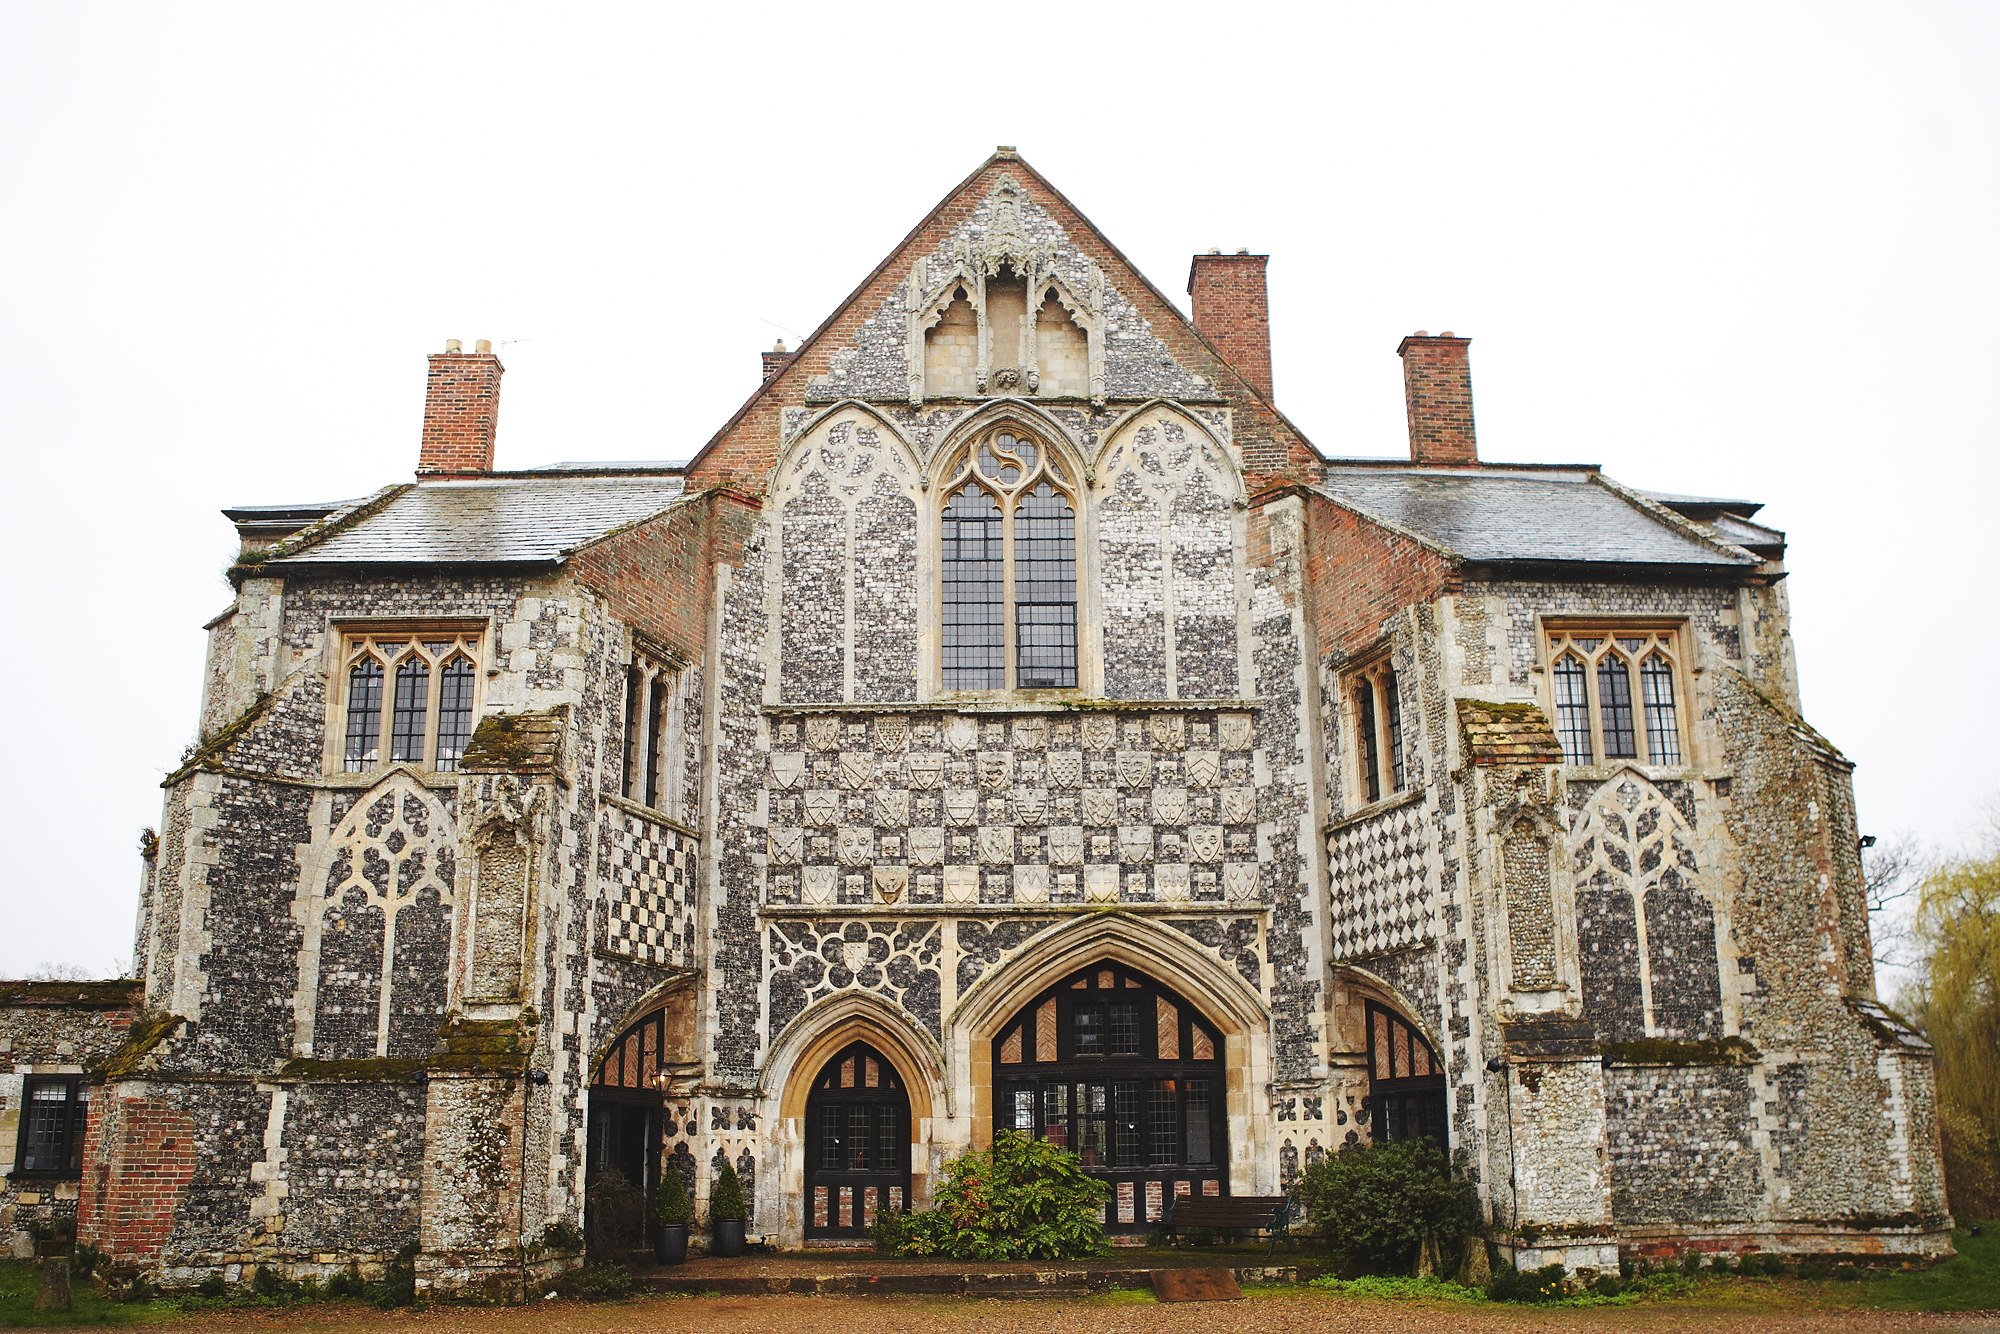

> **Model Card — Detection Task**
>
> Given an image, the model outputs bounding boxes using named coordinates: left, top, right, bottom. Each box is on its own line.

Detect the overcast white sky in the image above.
left=1, top=3, right=1993, bottom=982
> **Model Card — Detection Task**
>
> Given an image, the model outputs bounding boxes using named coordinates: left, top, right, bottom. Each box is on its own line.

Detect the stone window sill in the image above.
left=1325, top=787, right=1423, bottom=835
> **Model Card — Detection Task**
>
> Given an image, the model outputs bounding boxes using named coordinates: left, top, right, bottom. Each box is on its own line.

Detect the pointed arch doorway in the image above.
left=803, top=1041, right=912, bottom=1240
left=990, top=960, right=1228, bottom=1233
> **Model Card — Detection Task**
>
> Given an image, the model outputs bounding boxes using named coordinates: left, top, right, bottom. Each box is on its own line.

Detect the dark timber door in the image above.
left=804, top=1042, right=910, bottom=1239
left=992, top=962, right=1228, bottom=1234
left=1366, top=1001, right=1448, bottom=1145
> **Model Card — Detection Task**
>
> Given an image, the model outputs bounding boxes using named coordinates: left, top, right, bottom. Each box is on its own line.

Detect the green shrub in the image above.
left=1681, top=1251, right=1706, bottom=1274
left=1798, top=1260, right=1830, bottom=1280
left=1488, top=1262, right=1569, bottom=1303
left=543, top=1220, right=586, bottom=1253
left=1587, top=1273, right=1623, bottom=1297
left=566, top=1263, right=634, bottom=1301
left=326, top=1265, right=366, bottom=1300
left=1833, top=1263, right=1862, bottom=1282
left=197, top=1274, right=227, bottom=1299
left=708, top=1160, right=747, bottom=1222
left=650, top=1169, right=692, bottom=1226
left=366, top=1244, right=418, bottom=1309
left=71, top=1241, right=106, bottom=1281
left=1708, top=1252, right=1735, bottom=1273
left=1294, top=1138, right=1481, bottom=1274
left=883, top=1130, right=1111, bottom=1261
left=1311, top=1274, right=1488, bottom=1302
left=252, top=1264, right=286, bottom=1297
left=870, top=1208, right=909, bottom=1255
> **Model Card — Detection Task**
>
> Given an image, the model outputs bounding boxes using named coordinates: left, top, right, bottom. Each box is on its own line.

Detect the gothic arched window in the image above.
left=1546, top=626, right=1686, bottom=767
left=939, top=428, right=1078, bottom=690
left=337, top=629, right=485, bottom=774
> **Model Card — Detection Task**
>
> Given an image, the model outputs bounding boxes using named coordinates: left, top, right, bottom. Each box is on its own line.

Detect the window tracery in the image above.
left=1545, top=626, right=1685, bottom=767
left=338, top=629, right=483, bottom=774
left=938, top=427, right=1078, bottom=691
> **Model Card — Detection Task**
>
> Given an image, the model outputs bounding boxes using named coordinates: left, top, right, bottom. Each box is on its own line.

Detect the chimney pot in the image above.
left=1397, top=332, right=1477, bottom=467
left=762, top=340, right=798, bottom=383
left=418, top=342, right=505, bottom=475
left=1186, top=251, right=1274, bottom=403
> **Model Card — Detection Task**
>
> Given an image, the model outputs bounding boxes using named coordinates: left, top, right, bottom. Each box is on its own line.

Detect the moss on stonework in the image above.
left=429, top=1011, right=533, bottom=1073
left=100, top=1010, right=186, bottom=1080
left=461, top=707, right=567, bottom=772
left=223, top=483, right=415, bottom=586
left=1, top=980, right=143, bottom=1009
left=279, top=1057, right=428, bottom=1082
left=162, top=691, right=274, bottom=787
left=1601, top=1035, right=1760, bottom=1066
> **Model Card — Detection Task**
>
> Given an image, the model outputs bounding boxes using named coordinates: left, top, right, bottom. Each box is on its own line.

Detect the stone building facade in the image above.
left=4, top=148, right=1949, bottom=1284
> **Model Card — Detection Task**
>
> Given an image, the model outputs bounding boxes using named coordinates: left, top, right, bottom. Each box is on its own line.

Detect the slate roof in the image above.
left=267, top=474, right=687, bottom=567
left=1317, top=465, right=1758, bottom=568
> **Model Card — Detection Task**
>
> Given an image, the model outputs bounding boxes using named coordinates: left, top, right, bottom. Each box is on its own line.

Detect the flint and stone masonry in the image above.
left=1, top=148, right=1948, bottom=1285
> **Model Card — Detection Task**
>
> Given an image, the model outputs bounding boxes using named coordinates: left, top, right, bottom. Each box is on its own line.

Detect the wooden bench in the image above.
left=1161, top=1194, right=1295, bottom=1257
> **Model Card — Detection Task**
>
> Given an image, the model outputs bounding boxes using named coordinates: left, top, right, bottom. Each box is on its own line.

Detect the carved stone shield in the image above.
left=1149, top=714, right=1186, bottom=751
left=1226, top=862, right=1260, bottom=901
left=805, top=791, right=839, bottom=828
left=874, top=716, right=909, bottom=755
left=1220, top=786, right=1256, bottom=825
left=1219, top=713, right=1254, bottom=751
left=911, top=717, right=940, bottom=749
left=978, top=752, right=1011, bottom=790
left=1013, top=789, right=1048, bottom=826
left=1116, top=750, right=1153, bottom=788
left=1014, top=754, right=1044, bottom=786
left=838, top=827, right=873, bottom=866
left=905, top=753, right=943, bottom=790
left=979, top=826, right=1015, bottom=865
left=839, top=751, right=873, bottom=790
left=1047, top=825, right=1084, bottom=866
left=1081, top=716, right=1116, bottom=751
left=874, top=789, right=909, bottom=828
left=945, top=788, right=979, bottom=827
left=769, top=751, right=805, bottom=791
left=1188, top=825, right=1224, bottom=863
left=944, top=715, right=979, bottom=753
left=805, top=716, right=841, bottom=751
left=909, top=827, right=944, bottom=866
left=1118, top=825, right=1155, bottom=863
left=841, top=939, right=871, bottom=975
left=1012, top=716, right=1048, bottom=750
left=1082, top=789, right=1118, bottom=827
left=1185, top=751, right=1221, bottom=789
left=767, top=827, right=803, bottom=865
left=803, top=865, right=836, bottom=904
left=873, top=866, right=908, bottom=903
left=1046, top=751, right=1082, bottom=789
left=1151, top=787, right=1189, bottom=826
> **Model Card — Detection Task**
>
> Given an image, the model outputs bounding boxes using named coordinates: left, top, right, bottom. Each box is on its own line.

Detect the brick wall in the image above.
left=1398, top=334, right=1477, bottom=467
left=1303, top=491, right=1459, bottom=658
left=76, top=1091, right=197, bottom=1263
left=1188, top=253, right=1273, bottom=402
left=567, top=487, right=759, bottom=664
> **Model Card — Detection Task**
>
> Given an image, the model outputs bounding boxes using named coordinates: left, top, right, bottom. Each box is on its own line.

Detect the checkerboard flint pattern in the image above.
left=601, top=807, right=696, bottom=966
left=1326, top=802, right=1429, bottom=958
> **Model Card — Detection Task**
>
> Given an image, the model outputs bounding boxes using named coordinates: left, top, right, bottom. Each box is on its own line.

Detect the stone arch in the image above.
left=587, top=971, right=698, bottom=1079
left=766, top=987, right=948, bottom=1129
left=927, top=397, right=1089, bottom=485
left=766, top=400, right=922, bottom=492
left=949, top=912, right=1271, bottom=1177
left=1092, top=400, right=1244, bottom=501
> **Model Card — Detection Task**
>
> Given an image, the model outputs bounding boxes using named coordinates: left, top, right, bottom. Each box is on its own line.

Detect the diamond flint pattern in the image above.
left=1327, top=804, right=1429, bottom=957
left=601, top=806, right=696, bottom=966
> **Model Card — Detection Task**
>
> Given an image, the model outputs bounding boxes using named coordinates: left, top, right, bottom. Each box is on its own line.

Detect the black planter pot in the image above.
left=710, top=1218, right=747, bottom=1257
left=651, top=1223, right=689, bottom=1265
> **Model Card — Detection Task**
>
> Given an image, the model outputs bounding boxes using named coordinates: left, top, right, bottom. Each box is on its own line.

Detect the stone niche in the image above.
left=760, top=707, right=1265, bottom=910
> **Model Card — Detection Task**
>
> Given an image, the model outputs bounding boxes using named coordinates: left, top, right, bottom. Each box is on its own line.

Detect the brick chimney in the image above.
left=762, top=339, right=796, bottom=382
left=1397, top=331, right=1476, bottom=466
left=418, top=339, right=504, bottom=475
left=1187, top=250, right=1273, bottom=402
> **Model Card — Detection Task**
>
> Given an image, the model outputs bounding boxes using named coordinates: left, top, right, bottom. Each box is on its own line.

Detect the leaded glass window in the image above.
left=1384, top=670, right=1406, bottom=790
left=1641, top=653, right=1682, bottom=765
left=16, top=1078, right=87, bottom=1176
left=343, top=657, right=384, bottom=772
left=1349, top=658, right=1404, bottom=804
left=1547, top=627, right=1686, bottom=766
left=336, top=630, right=483, bottom=775
left=939, top=427, right=1078, bottom=691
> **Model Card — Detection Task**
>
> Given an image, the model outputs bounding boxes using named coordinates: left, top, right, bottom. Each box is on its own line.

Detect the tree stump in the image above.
left=35, top=1255, right=73, bottom=1311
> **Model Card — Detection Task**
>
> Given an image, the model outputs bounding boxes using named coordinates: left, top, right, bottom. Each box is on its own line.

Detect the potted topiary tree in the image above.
left=649, top=1168, right=692, bottom=1265
left=708, top=1160, right=748, bottom=1257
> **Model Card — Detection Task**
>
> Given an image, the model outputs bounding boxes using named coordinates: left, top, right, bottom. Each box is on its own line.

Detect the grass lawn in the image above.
left=0, top=1261, right=171, bottom=1328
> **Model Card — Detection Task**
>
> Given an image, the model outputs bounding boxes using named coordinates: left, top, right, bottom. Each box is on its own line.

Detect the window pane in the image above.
left=1042, top=1082, right=1070, bottom=1147
left=435, top=656, right=477, bottom=772
left=1552, top=652, right=1592, bottom=764
left=1148, top=1080, right=1179, bottom=1166
left=21, top=1080, right=73, bottom=1174
left=942, top=484, right=1005, bottom=689
left=1598, top=654, right=1637, bottom=759
left=390, top=657, right=430, bottom=764
left=644, top=676, right=668, bottom=810
left=1075, top=1083, right=1107, bottom=1166
left=1641, top=653, right=1682, bottom=765
left=1109, top=1002, right=1139, bottom=1056
left=1184, top=1078, right=1213, bottom=1166
left=1113, top=1081, right=1141, bottom=1167
left=1014, top=483, right=1077, bottom=688
left=621, top=667, right=642, bottom=797
left=1383, top=671, right=1405, bottom=791
left=820, top=1105, right=844, bottom=1170
left=1355, top=685, right=1380, bottom=802
left=1074, top=1002, right=1104, bottom=1056
left=878, top=1102, right=900, bottom=1170
left=849, top=1103, right=873, bottom=1170
left=344, top=657, right=383, bottom=772
left=1011, top=1086, right=1036, bottom=1133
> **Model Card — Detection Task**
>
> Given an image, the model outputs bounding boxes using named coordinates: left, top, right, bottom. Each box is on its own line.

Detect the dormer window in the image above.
left=939, top=428, right=1078, bottom=691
